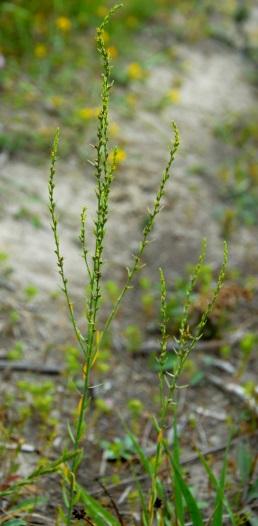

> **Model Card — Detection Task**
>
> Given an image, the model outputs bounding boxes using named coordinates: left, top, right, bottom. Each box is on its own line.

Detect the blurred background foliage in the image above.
left=1, top=1, right=255, bottom=74
left=0, top=0, right=257, bottom=171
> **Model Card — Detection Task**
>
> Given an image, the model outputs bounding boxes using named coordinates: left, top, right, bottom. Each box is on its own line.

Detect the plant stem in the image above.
left=65, top=9, right=120, bottom=523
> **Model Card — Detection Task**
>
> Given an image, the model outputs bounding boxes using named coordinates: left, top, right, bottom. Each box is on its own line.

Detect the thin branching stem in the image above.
left=48, top=6, right=182, bottom=525
left=48, top=129, right=85, bottom=355
left=147, top=244, right=228, bottom=525
left=101, top=122, right=180, bottom=343
left=165, top=241, right=228, bottom=416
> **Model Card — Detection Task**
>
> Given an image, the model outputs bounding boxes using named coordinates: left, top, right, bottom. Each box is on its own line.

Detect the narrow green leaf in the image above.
left=127, top=430, right=153, bottom=476
left=67, top=421, right=76, bottom=445
left=172, top=421, right=184, bottom=526
left=0, top=449, right=80, bottom=498
left=172, top=461, right=204, bottom=526
left=62, top=484, right=70, bottom=509
left=30, top=449, right=80, bottom=478
left=78, top=484, right=121, bottom=526
left=3, top=520, right=27, bottom=526
left=12, top=496, right=46, bottom=512
left=247, top=477, right=258, bottom=502
left=236, top=442, right=252, bottom=485
left=211, top=446, right=228, bottom=526
left=134, top=474, right=148, bottom=525
left=198, top=451, right=237, bottom=526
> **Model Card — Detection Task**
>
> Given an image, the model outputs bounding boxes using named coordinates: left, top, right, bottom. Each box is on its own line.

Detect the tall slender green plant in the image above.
left=48, top=5, right=179, bottom=523
left=0, top=5, right=250, bottom=526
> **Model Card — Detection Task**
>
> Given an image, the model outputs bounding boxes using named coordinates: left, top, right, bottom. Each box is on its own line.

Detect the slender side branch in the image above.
left=179, top=238, right=207, bottom=344
left=48, top=129, right=85, bottom=353
left=79, top=207, right=92, bottom=281
left=102, top=122, right=180, bottom=340
left=166, top=241, right=228, bottom=410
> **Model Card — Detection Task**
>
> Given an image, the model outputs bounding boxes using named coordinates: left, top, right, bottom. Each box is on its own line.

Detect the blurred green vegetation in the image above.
left=1, top=0, right=252, bottom=65
left=1, top=1, right=258, bottom=229
left=0, top=0, right=172, bottom=64
left=215, top=112, right=258, bottom=228
left=0, top=0, right=257, bottom=162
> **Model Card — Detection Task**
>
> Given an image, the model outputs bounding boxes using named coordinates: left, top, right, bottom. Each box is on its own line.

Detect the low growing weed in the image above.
left=1, top=5, right=249, bottom=526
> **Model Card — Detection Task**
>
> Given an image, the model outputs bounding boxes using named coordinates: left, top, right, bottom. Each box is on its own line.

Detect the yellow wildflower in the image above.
left=109, top=122, right=120, bottom=138
left=108, top=148, right=126, bottom=165
left=127, top=62, right=145, bottom=80
left=108, top=46, right=118, bottom=59
left=56, top=16, right=71, bottom=32
left=78, top=107, right=100, bottom=120
left=167, top=88, right=181, bottom=104
left=34, top=44, right=47, bottom=58
left=96, top=5, right=109, bottom=17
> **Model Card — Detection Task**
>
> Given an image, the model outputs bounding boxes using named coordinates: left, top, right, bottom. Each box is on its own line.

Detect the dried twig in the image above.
left=96, top=479, right=125, bottom=526
left=0, top=360, right=61, bottom=375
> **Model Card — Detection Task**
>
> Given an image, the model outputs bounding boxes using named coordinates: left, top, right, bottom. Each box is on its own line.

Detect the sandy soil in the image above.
left=0, top=41, right=257, bottom=297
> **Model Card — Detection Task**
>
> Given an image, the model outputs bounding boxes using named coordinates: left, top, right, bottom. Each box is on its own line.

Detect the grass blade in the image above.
left=78, top=484, right=121, bottom=526
left=127, top=429, right=153, bottom=477
left=236, top=442, right=252, bottom=486
left=3, top=521, right=27, bottom=526
left=198, top=449, right=237, bottom=526
left=172, top=420, right=184, bottom=526
left=171, top=460, right=204, bottom=526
